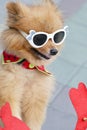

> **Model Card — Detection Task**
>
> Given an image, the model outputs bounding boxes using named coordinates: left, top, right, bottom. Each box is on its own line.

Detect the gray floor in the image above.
left=0, top=0, right=87, bottom=130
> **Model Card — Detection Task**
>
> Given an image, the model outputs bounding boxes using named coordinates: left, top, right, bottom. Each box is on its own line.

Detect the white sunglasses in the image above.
left=22, top=26, right=68, bottom=48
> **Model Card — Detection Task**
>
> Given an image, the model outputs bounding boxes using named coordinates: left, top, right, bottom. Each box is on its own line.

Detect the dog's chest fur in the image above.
left=0, top=62, right=55, bottom=115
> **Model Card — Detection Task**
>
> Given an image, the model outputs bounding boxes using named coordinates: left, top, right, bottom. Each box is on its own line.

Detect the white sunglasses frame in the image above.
left=25, top=26, right=68, bottom=48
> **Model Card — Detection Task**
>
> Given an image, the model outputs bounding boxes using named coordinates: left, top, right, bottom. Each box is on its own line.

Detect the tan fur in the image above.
left=0, top=1, right=63, bottom=130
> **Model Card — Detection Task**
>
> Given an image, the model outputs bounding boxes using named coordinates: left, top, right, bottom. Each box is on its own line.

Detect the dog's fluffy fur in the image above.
left=0, top=0, right=63, bottom=130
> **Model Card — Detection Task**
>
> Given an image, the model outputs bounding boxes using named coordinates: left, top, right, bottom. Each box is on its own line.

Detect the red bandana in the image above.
left=2, top=51, right=51, bottom=76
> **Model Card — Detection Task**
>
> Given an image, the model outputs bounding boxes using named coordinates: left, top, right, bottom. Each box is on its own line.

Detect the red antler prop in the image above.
left=69, top=82, right=87, bottom=130
left=0, top=103, right=30, bottom=130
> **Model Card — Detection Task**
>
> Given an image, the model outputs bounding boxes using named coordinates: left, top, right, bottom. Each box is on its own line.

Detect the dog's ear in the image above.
left=6, top=2, right=21, bottom=25
left=43, top=0, right=55, bottom=5
left=44, top=0, right=53, bottom=3
left=6, top=2, right=27, bottom=26
left=43, top=0, right=57, bottom=10
left=6, top=2, right=21, bottom=15
left=6, top=2, right=29, bottom=27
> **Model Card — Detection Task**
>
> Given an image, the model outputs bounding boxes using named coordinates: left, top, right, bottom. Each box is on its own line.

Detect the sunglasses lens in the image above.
left=54, top=31, right=65, bottom=44
left=33, top=34, right=47, bottom=46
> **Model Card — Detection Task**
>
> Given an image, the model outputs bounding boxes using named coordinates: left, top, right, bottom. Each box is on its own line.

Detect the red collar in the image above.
left=2, top=51, right=51, bottom=76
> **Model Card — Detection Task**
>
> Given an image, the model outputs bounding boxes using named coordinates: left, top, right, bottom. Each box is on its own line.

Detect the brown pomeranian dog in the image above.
left=0, top=0, right=67, bottom=130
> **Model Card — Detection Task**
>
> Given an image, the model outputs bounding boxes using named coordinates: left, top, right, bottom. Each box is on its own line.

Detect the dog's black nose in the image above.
left=50, top=49, right=58, bottom=55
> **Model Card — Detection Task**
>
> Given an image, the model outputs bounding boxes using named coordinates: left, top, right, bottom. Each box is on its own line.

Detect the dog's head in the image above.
left=2, top=0, right=65, bottom=66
